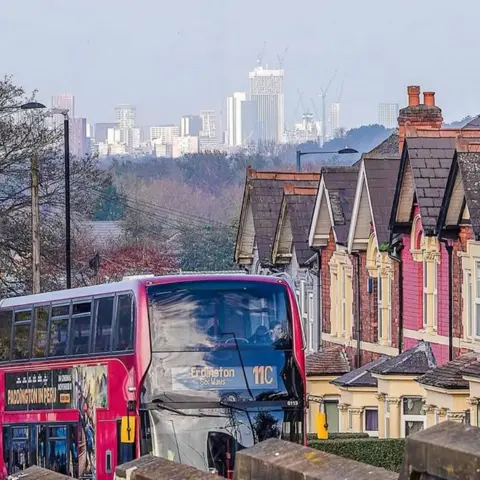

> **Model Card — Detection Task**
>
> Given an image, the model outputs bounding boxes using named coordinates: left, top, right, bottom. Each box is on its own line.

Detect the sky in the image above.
left=1, top=0, right=479, bottom=129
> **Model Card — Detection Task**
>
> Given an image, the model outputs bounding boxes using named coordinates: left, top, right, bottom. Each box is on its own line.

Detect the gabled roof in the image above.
left=417, top=353, right=478, bottom=390
left=369, top=341, right=436, bottom=376
left=439, top=151, right=480, bottom=239
left=308, top=166, right=359, bottom=247
left=235, top=168, right=320, bottom=267
left=348, top=157, right=400, bottom=251
left=306, top=346, right=351, bottom=377
left=272, top=185, right=317, bottom=266
left=365, top=130, right=400, bottom=159
left=331, top=356, right=391, bottom=388
left=390, top=137, right=456, bottom=235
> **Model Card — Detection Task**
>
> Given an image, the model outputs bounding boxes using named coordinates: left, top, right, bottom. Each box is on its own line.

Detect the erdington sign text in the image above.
left=5, top=369, right=73, bottom=411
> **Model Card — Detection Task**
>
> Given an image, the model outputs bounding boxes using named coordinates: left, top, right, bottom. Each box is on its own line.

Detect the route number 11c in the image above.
left=252, top=365, right=274, bottom=385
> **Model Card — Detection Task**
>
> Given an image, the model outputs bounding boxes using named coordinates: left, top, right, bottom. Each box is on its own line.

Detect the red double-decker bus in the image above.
left=0, top=274, right=306, bottom=480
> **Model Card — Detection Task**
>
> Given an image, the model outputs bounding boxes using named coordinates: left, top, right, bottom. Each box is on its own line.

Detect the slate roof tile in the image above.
left=406, top=137, right=456, bottom=232
left=363, top=158, right=401, bottom=245
left=306, top=346, right=351, bottom=376
left=417, top=353, right=478, bottom=390
left=332, top=356, right=391, bottom=388
left=456, top=152, right=480, bottom=239
left=321, top=166, right=359, bottom=245
left=368, top=341, right=437, bottom=376
left=244, top=171, right=320, bottom=266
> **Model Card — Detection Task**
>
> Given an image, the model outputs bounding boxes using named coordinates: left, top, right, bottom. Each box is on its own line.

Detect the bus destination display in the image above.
left=171, top=365, right=278, bottom=391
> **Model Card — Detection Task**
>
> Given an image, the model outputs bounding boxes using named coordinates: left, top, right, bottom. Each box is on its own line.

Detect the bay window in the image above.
left=401, top=397, right=426, bottom=437
left=377, top=276, right=383, bottom=341
left=476, top=262, right=480, bottom=337
left=364, top=408, right=378, bottom=437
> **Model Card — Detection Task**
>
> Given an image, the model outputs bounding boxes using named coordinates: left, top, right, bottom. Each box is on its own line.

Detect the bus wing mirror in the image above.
left=120, top=415, right=136, bottom=443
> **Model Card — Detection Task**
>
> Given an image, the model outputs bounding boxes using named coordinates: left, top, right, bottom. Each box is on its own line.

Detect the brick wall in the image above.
left=353, top=251, right=378, bottom=344
left=437, top=242, right=450, bottom=337
left=320, top=230, right=336, bottom=334
left=402, top=231, right=421, bottom=330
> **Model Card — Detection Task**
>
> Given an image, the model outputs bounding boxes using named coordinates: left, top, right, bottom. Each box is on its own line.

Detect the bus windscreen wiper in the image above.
left=221, top=331, right=255, bottom=401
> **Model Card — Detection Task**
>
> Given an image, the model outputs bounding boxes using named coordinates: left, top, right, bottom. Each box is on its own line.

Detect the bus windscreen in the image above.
left=145, top=280, right=298, bottom=404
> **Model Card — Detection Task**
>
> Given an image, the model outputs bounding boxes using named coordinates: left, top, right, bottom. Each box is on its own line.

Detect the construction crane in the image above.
left=256, top=41, right=268, bottom=66
left=277, top=46, right=289, bottom=69
left=319, top=70, right=338, bottom=145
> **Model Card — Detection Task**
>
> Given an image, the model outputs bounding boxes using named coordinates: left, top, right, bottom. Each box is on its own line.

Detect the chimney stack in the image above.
left=424, top=92, right=435, bottom=107
left=407, top=86, right=421, bottom=106
left=398, top=85, right=443, bottom=153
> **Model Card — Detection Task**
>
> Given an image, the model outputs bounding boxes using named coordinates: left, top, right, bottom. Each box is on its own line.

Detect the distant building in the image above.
left=227, top=93, right=247, bottom=146
left=241, top=100, right=258, bottom=145
left=378, top=103, right=399, bottom=129
left=52, top=94, right=75, bottom=128
left=150, top=125, right=180, bottom=145
left=172, top=136, right=199, bottom=157
left=71, top=118, right=88, bottom=157
left=115, top=104, right=136, bottom=129
left=180, top=115, right=202, bottom=137
left=95, top=123, right=116, bottom=143
left=327, top=103, right=340, bottom=140
left=249, top=66, right=284, bottom=143
left=154, top=142, right=173, bottom=158
left=199, top=110, right=217, bottom=151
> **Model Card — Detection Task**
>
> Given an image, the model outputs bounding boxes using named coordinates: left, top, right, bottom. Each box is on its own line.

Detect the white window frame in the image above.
left=377, top=276, right=383, bottom=341
left=300, top=280, right=307, bottom=319
left=467, top=271, right=473, bottom=338
left=308, top=292, right=314, bottom=352
left=341, top=267, right=346, bottom=336
left=384, top=398, right=390, bottom=438
left=423, top=258, right=428, bottom=329
left=401, top=397, right=426, bottom=438
left=387, top=273, right=392, bottom=341
left=364, top=408, right=379, bottom=437
left=475, top=262, right=480, bottom=338
left=433, top=260, right=438, bottom=330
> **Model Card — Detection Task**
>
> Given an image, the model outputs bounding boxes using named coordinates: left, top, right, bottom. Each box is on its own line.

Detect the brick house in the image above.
left=234, top=168, right=321, bottom=349
left=271, top=184, right=319, bottom=353
left=437, top=148, right=480, bottom=355
left=388, top=88, right=480, bottom=366
left=235, top=167, right=320, bottom=274
left=308, top=165, right=359, bottom=364
left=347, top=150, right=401, bottom=364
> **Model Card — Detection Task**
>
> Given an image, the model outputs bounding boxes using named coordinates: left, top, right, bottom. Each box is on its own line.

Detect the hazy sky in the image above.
left=1, top=0, right=479, bottom=129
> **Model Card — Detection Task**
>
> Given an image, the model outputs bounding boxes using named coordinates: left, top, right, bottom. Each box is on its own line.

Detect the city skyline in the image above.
left=3, top=0, right=480, bottom=129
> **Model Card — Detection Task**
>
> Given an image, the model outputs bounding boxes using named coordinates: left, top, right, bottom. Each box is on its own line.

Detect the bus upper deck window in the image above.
left=0, top=310, right=12, bottom=361
left=93, top=296, right=114, bottom=353
left=114, top=294, right=134, bottom=351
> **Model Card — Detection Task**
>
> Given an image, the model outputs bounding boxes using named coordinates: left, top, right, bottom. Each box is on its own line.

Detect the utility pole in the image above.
left=64, top=114, right=71, bottom=289
left=31, top=154, right=41, bottom=294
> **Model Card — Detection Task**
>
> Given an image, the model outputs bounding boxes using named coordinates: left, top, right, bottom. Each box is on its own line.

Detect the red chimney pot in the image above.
left=407, top=86, right=421, bottom=107
left=424, top=92, right=435, bottom=107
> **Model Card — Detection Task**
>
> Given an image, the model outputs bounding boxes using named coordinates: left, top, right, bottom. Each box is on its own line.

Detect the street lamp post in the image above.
left=52, top=108, right=71, bottom=289
left=295, top=147, right=359, bottom=172
left=3, top=102, right=48, bottom=293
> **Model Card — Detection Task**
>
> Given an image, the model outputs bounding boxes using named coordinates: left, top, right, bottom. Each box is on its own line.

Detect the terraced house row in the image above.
left=234, top=85, right=480, bottom=438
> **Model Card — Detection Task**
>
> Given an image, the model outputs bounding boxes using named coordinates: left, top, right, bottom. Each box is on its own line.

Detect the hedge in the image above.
left=306, top=432, right=369, bottom=441
left=309, top=438, right=406, bottom=472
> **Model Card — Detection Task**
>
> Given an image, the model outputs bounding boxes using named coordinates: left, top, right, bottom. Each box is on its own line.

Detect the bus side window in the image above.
left=49, top=304, right=70, bottom=358
left=93, top=297, right=114, bottom=353
left=32, top=305, right=49, bottom=358
left=0, top=310, right=12, bottom=361
left=114, top=294, right=134, bottom=351
left=70, top=301, right=92, bottom=355
left=12, top=310, right=32, bottom=360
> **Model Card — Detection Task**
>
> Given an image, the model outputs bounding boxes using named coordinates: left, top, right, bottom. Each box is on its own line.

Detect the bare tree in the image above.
left=0, top=76, right=109, bottom=296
